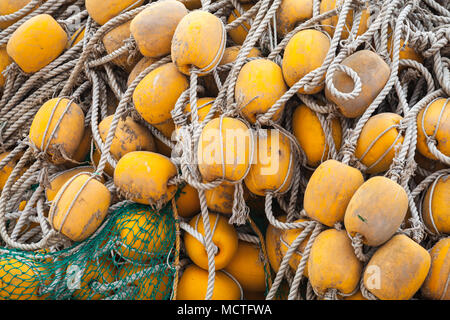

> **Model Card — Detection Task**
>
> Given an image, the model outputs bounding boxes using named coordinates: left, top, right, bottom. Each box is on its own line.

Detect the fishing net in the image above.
left=0, top=202, right=177, bottom=300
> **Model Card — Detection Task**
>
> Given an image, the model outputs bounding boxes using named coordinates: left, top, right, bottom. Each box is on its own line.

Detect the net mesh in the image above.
left=0, top=202, right=176, bottom=300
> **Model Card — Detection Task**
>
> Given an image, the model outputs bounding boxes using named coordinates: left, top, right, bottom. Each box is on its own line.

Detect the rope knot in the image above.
left=123, top=36, right=137, bottom=51
left=334, top=222, right=343, bottom=231
left=26, top=139, right=48, bottom=163
left=171, top=103, right=188, bottom=127
left=38, top=163, right=51, bottom=189
left=350, top=232, right=370, bottom=262
left=125, top=108, right=140, bottom=122
left=124, top=36, right=139, bottom=65
left=3, top=62, right=19, bottom=79
left=398, top=117, right=410, bottom=131
left=351, top=0, right=367, bottom=9
left=326, top=112, right=338, bottom=122
left=426, top=135, right=437, bottom=146
left=339, top=135, right=357, bottom=163
left=323, top=288, right=339, bottom=300
left=352, top=159, right=368, bottom=172
left=57, top=20, right=72, bottom=36
left=335, top=0, right=345, bottom=14
left=298, top=208, right=308, bottom=218
left=225, top=102, right=239, bottom=118
left=93, top=43, right=105, bottom=57
left=228, top=182, right=250, bottom=226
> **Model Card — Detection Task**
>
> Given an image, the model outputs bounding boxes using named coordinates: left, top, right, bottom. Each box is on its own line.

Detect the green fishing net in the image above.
left=0, top=203, right=177, bottom=300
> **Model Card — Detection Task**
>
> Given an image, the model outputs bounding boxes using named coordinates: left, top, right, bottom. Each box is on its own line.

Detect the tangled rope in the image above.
left=0, top=0, right=448, bottom=301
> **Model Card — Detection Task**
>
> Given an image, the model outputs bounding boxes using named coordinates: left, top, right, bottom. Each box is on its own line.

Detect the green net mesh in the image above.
left=0, top=203, right=177, bottom=300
